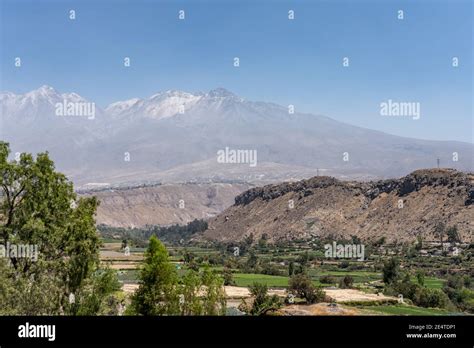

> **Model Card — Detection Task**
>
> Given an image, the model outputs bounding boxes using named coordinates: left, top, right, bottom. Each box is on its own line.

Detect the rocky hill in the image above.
left=80, top=182, right=250, bottom=228
left=200, top=169, right=474, bottom=244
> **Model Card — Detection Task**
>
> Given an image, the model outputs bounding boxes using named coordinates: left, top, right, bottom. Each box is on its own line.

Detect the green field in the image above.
left=233, top=273, right=290, bottom=287
left=233, top=273, right=324, bottom=287
left=411, top=277, right=445, bottom=289
left=308, top=270, right=382, bottom=284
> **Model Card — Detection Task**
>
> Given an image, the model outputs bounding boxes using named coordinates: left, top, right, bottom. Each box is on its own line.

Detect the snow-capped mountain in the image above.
left=1, top=85, right=96, bottom=121
left=1, top=85, right=472, bottom=186
left=104, top=88, right=247, bottom=121
left=105, top=90, right=203, bottom=120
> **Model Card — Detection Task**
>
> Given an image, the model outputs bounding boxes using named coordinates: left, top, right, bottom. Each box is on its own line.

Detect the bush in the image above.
left=248, top=283, right=281, bottom=315
left=339, top=260, right=350, bottom=269
left=319, top=275, right=337, bottom=284
left=289, top=273, right=325, bottom=304
left=260, top=262, right=282, bottom=276
left=414, top=288, right=449, bottom=309
left=222, top=267, right=235, bottom=286
left=339, top=276, right=354, bottom=289
left=382, top=258, right=400, bottom=284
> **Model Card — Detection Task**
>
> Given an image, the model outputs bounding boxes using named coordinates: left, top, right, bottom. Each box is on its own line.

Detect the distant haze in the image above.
left=1, top=86, right=472, bottom=187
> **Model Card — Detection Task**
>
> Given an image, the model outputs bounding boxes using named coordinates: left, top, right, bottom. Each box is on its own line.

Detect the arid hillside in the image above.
left=80, top=182, right=251, bottom=228
left=200, top=169, right=474, bottom=243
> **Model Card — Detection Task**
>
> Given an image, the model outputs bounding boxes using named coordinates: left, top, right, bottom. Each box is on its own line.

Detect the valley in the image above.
left=96, top=168, right=474, bottom=316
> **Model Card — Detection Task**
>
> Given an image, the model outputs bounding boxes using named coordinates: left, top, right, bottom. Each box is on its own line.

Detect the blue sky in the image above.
left=1, top=0, right=472, bottom=142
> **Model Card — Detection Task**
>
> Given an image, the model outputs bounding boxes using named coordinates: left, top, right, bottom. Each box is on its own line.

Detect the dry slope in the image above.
left=81, top=182, right=251, bottom=228
left=201, top=169, right=474, bottom=243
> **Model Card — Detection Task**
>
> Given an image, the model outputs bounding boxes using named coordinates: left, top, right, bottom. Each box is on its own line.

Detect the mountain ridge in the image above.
left=1, top=86, right=472, bottom=186
left=199, top=168, right=474, bottom=244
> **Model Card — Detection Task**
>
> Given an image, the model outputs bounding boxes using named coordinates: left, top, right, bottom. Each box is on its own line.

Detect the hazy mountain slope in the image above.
left=1, top=86, right=472, bottom=186
left=79, top=182, right=251, bottom=228
left=199, top=169, right=474, bottom=244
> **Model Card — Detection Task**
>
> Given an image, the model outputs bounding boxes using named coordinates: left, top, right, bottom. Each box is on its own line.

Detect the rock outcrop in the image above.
left=201, top=169, right=474, bottom=244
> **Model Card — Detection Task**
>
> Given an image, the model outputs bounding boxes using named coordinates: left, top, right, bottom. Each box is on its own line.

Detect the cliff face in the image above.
left=201, top=169, right=474, bottom=243
left=81, top=183, right=251, bottom=228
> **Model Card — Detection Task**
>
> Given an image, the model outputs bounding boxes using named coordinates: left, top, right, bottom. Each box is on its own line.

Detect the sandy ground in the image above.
left=122, top=284, right=287, bottom=297
left=109, top=263, right=140, bottom=270
left=100, top=250, right=144, bottom=260
left=281, top=303, right=360, bottom=316
left=122, top=285, right=394, bottom=304
left=224, top=286, right=287, bottom=298
left=325, top=288, right=395, bottom=302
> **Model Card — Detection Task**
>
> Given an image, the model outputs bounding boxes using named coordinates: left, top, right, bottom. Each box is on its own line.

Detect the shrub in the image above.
left=319, top=275, right=337, bottom=284
left=339, top=275, right=354, bottom=289
left=289, top=273, right=325, bottom=304
left=414, top=288, right=449, bottom=309
left=248, top=283, right=281, bottom=315
left=382, top=257, right=400, bottom=284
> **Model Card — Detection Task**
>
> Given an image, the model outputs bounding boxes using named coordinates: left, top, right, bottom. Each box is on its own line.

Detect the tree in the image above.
left=222, top=267, right=235, bottom=286
left=248, top=282, right=281, bottom=315
left=130, top=236, right=226, bottom=316
left=72, top=268, right=121, bottom=315
left=243, top=233, right=254, bottom=247
left=382, top=257, right=400, bottom=284
left=339, top=275, right=354, bottom=289
left=297, top=251, right=309, bottom=268
left=130, top=236, right=180, bottom=315
left=0, top=143, right=114, bottom=315
left=199, top=266, right=227, bottom=315
left=415, top=235, right=423, bottom=251
left=288, top=261, right=295, bottom=276
left=446, top=226, right=461, bottom=243
left=289, top=273, right=325, bottom=304
left=416, top=271, right=425, bottom=286
left=413, top=288, right=449, bottom=309
left=183, top=249, right=195, bottom=264
left=258, top=234, right=268, bottom=250
left=245, top=250, right=258, bottom=271
left=434, top=221, right=446, bottom=246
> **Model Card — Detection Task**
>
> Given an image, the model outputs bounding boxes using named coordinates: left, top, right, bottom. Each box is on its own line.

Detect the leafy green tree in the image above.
left=222, top=267, right=235, bottom=286
left=130, top=236, right=226, bottom=316
left=183, top=249, right=195, bottom=264
left=0, top=143, right=112, bottom=315
left=289, top=273, right=325, bottom=304
left=297, top=251, right=309, bottom=268
left=258, top=234, right=268, bottom=250
left=199, top=266, right=227, bottom=315
left=130, top=235, right=180, bottom=315
left=339, top=275, right=354, bottom=289
left=382, top=257, right=400, bottom=284
left=288, top=261, right=295, bottom=276
left=414, top=287, right=449, bottom=309
left=248, top=282, right=281, bottom=315
left=434, top=221, right=446, bottom=246
left=180, top=270, right=203, bottom=315
left=416, top=271, right=425, bottom=286
left=446, top=226, right=461, bottom=243
left=245, top=250, right=258, bottom=271
left=72, top=268, right=121, bottom=315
